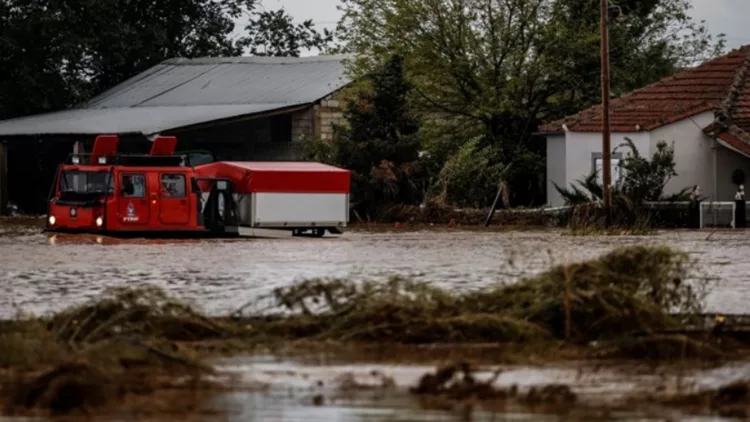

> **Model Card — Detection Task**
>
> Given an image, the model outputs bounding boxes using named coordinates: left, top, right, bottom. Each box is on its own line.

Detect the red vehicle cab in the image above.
left=45, top=134, right=239, bottom=237
left=44, top=134, right=351, bottom=238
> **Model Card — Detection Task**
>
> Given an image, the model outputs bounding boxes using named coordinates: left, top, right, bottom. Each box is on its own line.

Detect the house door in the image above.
left=159, top=173, right=190, bottom=225
left=118, top=173, right=150, bottom=226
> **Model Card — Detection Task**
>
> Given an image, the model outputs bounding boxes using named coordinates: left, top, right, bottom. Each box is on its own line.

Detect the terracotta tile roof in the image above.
left=541, top=46, right=750, bottom=133
left=704, top=123, right=750, bottom=157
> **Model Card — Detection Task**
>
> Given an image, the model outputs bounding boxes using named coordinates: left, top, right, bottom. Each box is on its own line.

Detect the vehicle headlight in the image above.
left=95, top=217, right=103, bottom=227
left=48, top=216, right=56, bottom=226
left=97, top=156, right=107, bottom=164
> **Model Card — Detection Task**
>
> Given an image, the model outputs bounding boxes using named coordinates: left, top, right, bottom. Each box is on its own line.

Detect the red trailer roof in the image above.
left=193, top=161, right=351, bottom=194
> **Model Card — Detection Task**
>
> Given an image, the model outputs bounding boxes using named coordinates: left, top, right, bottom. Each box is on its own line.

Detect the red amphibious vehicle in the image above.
left=44, top=134, right=351, bottom=238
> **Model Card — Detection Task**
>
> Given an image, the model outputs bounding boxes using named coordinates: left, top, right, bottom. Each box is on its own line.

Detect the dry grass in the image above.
left=49, top=285, right=237, bottom=343
left=244, top=245, right=714, bottom=356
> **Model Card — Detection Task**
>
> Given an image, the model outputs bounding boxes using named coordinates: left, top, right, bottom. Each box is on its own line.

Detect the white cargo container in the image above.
left=194, top=161, right=350, bottom=236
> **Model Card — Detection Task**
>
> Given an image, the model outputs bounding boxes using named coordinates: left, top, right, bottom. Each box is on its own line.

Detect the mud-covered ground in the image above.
left=208, top=351, right=750, bottom=421
left=0, top=219, right=748, bottom=318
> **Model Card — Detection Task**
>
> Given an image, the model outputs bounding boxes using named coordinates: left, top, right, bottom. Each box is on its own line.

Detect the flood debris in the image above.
left=244, top=245, right=726, bottom=361
left=591, top=334, right=726, bottom=361
left=378, top=202, right=552, bottom=227
left=0, top=286, right=228, bottom=417
left=410, top=362, right=577, bottom=414
left=50, top=285, right=235, bottom=343
left=8, top=363, right=112, bottom=415
left=522, top=384, right=577, bottom=406
left=335, top=370, right=396, bottom=391
left=1, top=347, right=219, bottom=417
left=256, top=276, right=550, bottom=343
left=410, top=362, right=503, bottom=400
left=662, top=379, right=750, bottom=418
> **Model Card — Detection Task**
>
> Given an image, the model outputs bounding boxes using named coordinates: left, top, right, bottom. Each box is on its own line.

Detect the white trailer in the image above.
left=194, top=161, right=350, bottom=236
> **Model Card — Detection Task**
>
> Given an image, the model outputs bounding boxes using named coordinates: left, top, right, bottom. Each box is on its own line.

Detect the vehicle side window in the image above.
left=160, top=174, right=186, bottom=198
left=121, top=174, right=146, bottom=198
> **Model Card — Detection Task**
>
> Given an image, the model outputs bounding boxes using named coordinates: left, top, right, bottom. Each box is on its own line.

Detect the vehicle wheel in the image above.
left=313, top=228, right=325, bottom=237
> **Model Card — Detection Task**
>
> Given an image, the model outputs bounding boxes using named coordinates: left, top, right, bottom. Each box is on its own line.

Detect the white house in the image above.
left=539, top=45, right=750, bottom=207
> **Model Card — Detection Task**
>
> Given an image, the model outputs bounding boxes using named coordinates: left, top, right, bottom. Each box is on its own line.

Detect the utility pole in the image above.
left=600, top=0, right=612, bottom=227
left=0, top=142, right=7, bottom=216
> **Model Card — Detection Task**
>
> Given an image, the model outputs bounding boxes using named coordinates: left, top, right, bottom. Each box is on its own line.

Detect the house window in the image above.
left=591, top=152, right=622, bottom=186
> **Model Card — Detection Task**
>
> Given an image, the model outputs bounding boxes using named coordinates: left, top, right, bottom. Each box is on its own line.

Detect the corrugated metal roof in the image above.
left=0, top=104, right=299, bottom=136
left=0, top=55, right=352, bottom=136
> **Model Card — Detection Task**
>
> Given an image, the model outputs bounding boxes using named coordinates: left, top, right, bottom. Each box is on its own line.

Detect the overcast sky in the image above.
left=257, top=0, right=750, bottom=53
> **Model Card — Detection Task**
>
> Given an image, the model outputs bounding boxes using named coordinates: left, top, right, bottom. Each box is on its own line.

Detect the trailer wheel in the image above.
left=313, top=228, right=325, bottom=237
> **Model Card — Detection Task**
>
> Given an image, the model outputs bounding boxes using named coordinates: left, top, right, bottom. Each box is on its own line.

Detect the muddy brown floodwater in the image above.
left=3, top=220, right=750, bottom=421
left=1, top=221, right=749, bottom=318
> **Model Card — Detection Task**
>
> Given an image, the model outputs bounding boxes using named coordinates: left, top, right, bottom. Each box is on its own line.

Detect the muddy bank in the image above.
left=210, top=351, right=750, bottom=421
left=0, top=287, right=233, bottom=418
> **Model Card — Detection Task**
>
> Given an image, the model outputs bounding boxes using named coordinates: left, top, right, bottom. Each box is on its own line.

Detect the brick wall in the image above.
left=314, top=92, right=347, bottom=142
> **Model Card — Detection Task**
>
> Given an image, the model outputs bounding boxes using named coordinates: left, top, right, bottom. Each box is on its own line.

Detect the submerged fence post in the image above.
left=688, top=200, right=701, bottom=229
left=0, top=142, right=7, bottom=216
left=735, top=200, right=746, bottom=228
left=484, top=184, right=504, bottom=227
left=563, top=267, right=572, bottom=342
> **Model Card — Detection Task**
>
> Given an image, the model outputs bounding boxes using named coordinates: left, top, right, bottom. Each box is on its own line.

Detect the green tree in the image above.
left=307, top=54, right=424, bottom=215
left=239, top=8, right=334, bottom=56
left=544, top=0, right=726, bottom=118
left=0, top=0, right=255, bottom=119
left=438, top=136, right=510, bottom=208
left=0, top=0, right=334, bottom=121
left=336, top=0, right=724, bottom=208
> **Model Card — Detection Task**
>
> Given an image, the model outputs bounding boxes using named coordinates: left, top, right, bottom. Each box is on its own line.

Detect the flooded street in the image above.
left=1, top=221, right=750, bottom=318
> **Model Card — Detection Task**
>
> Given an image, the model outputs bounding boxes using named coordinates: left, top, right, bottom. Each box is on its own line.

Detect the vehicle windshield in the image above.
left=59, top=170, right=114, bottom=196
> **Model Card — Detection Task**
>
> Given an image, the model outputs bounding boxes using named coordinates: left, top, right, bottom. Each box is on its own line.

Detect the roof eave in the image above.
left=530, top=131, right=564, bottom=137
left=703, top=122, right=750, bottom=158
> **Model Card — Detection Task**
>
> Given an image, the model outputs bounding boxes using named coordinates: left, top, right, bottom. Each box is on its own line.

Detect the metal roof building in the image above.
left=0, top=55, right=352, bottom=136
left=0, top=55, right=354, bottom=215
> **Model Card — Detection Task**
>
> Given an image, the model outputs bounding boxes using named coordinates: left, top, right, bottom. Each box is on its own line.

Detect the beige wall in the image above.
left=649, top=112, right=716, bottom=200
left=314, top=92, right=347, bottom=142
left=288, top=91, right=347, bottom=142
left=548, top=112, right=733, bottom=206
left=561, top=130, right=650, bottom=205
left=546, top=135, right=566, bottom=206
